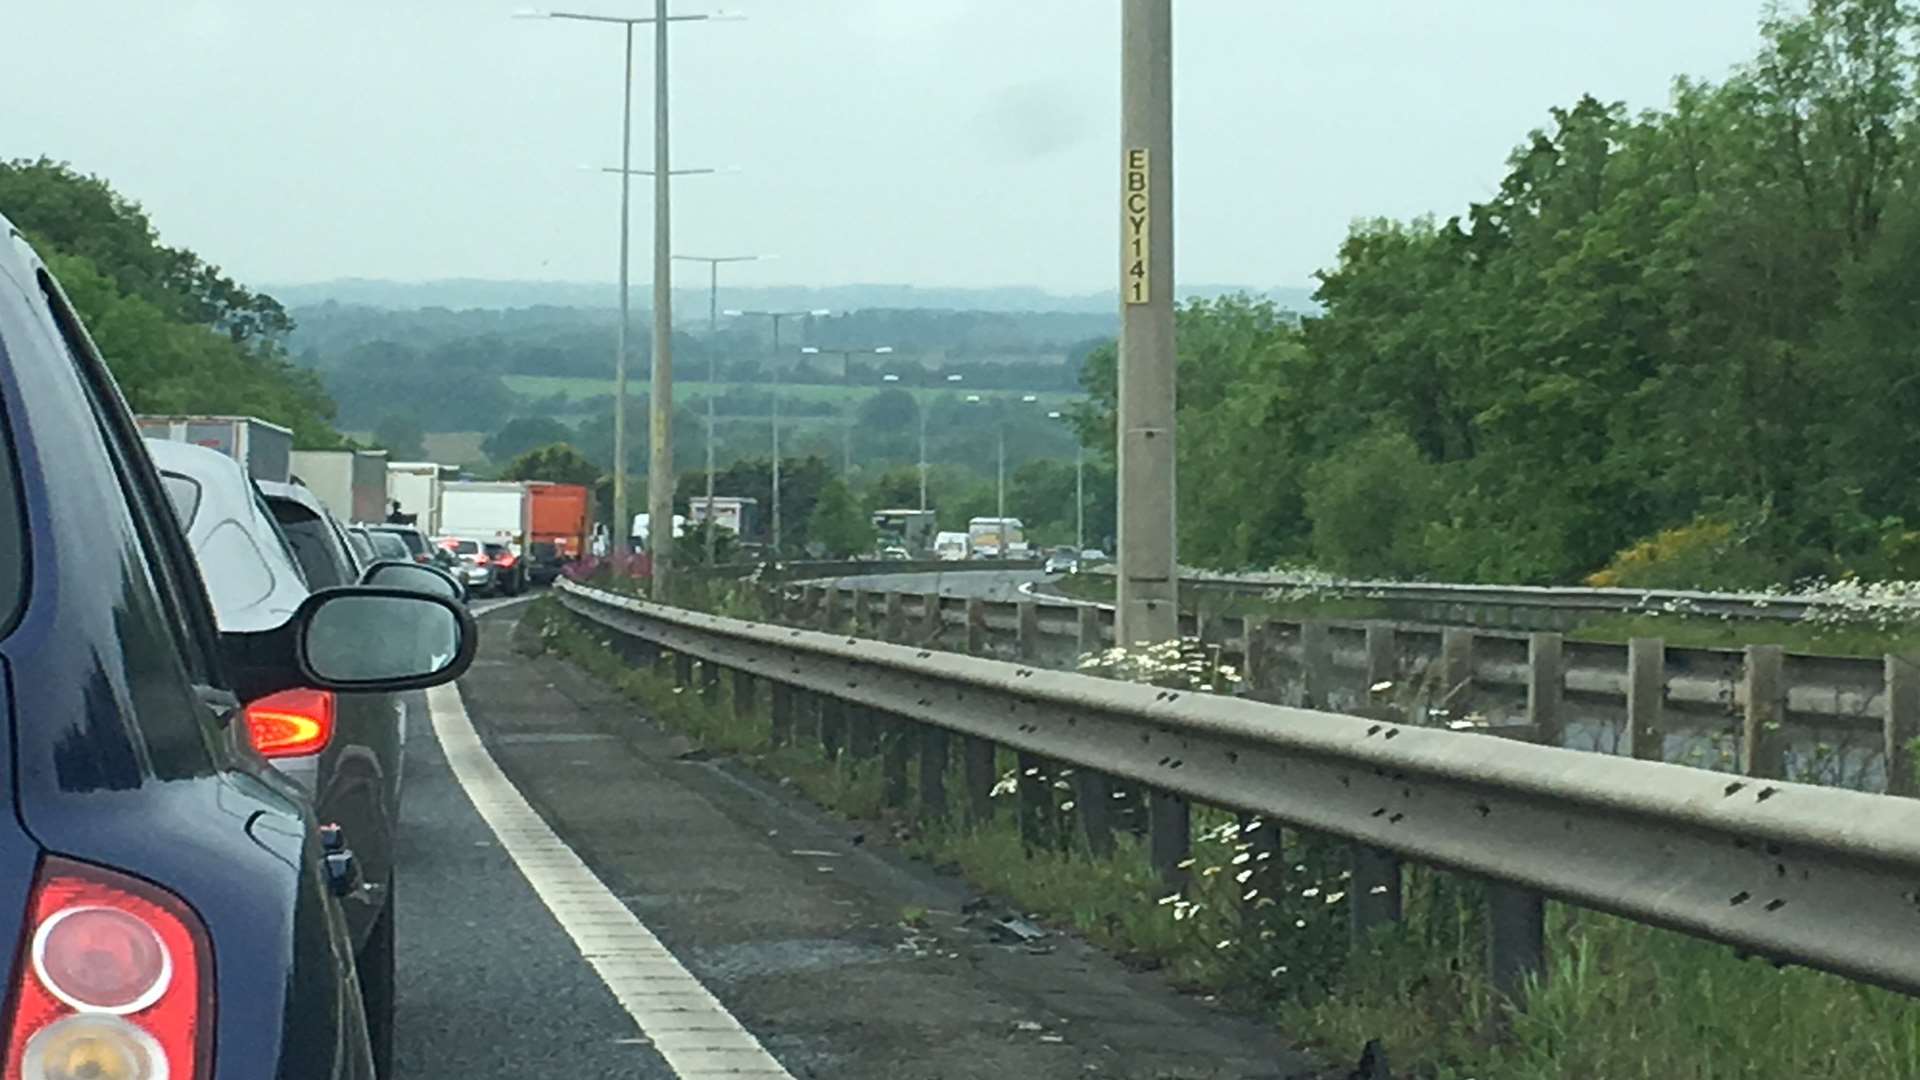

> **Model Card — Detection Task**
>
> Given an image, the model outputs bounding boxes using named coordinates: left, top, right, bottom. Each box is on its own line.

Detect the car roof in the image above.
left=256, top=478, right=330, bottom=518
left=145, top=438, right=308, bottom=633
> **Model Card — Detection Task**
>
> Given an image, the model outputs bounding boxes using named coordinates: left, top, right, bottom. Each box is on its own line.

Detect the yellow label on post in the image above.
left=1123, top=147, right=1150, bottom=305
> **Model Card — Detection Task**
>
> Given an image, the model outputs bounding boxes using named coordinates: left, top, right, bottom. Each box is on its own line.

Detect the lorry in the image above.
left=527, top=482, right=594, bottom=583
left=440, top=480, right=533, bottom=552
left=933, top=531, right=971, bottom=561
left=386, top=461, right=449, bottom=535
left=871, top=509, right=939, bottom=555
left=689, top=496, right=758, bottom=538
left=289, top=448, right=389, bottom=524
left=136, top=415, right=293, bottom=483
left=966, top=516, right=1025, bottom=559
left=631, top=513, right=687, bottom=551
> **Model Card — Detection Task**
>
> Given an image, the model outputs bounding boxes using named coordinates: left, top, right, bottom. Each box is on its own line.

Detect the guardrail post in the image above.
left=1077, top=605, right=1100, bottom=658
left=819, top=697, right=845, bottom=761
left=1017, top=601, right=1041, bottom=661
left=1439, top=628, right=1473, bottom=721
left=883, top=717, right=911, bottom=807
left=884, top=591, right=906, bottom=642
left=920, top=726, right=949, bottom=822
left=921, top=594, right=946, bottom=648
left=1364, top=625, right=1396, bottom=719
left=965, top=597, right=987, bottom=656
left=1487, top=880, right=1545, bottom=1003
left=699, top=659, right=721, bottom=704
left=731, top=667, right=757, bottom=720
left=851, top=589, right=872, bottom=636
left=769, top=682, right=792, bottom=747
left=1302, top=621, right=1332, bottom=709
left=1243, top=617, right=1270, bottom=699
left=1886, top=652, right=1920, bottom=796
left=799, top=584, right=821, bottom=625
left=1742, top=645, right=1786, bottom=779
left=818, top=584, right=839, bottom=630
left=1074, top=769, right=1114, bottom=858
left=1150, top=792, right=1190, bottom=890
left=673, top=651, right=694, bottom=688
left=1349, top=846, right=1402, bottom=945
left=848, top=705, right=879, bottom=760
left=1628, top=637, right=1666, bottom=761
left=1019, top=753, right=1054, bottom=851
left=1527, top=632, right=1563, bottom=748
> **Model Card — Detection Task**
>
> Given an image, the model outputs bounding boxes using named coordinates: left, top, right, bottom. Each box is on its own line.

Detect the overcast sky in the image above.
left=4, top=1, right=1770, bottom=295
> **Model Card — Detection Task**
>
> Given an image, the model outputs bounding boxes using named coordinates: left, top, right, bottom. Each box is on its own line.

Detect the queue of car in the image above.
left=0, top=214, right=476, bottom=1078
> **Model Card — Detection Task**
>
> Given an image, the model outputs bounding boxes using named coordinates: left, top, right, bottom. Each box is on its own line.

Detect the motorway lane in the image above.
left=391, top=600, right=1318, bottom=1080
left=819, top=566, right=1052, bottom=602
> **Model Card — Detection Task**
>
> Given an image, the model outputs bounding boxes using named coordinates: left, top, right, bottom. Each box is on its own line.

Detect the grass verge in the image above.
left=524, top=595, right=1920, bottom=1078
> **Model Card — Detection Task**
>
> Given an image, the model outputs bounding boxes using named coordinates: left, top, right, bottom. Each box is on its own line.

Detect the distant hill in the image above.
left=263, top=277, right=1319, bottom=316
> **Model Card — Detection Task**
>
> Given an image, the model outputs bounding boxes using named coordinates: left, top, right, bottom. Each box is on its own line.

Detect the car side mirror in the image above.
left=217, top=586, right=477, bottom=703
left=298, top=588, right=475, bottom=691
left=361, top=559, right=466, bottom=603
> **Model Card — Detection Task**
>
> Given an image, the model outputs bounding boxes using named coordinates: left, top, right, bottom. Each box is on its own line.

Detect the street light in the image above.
left=1048, top=410, right=1085, bottom=552
left=521, top=4, right=727, bottom=598
left=801, top=345, right=894, bottom=474
left=674, top=254, right=768, bottom=566
left=965, top=393, right=1052, bottom=556
left=722, top=308, right=831, bottom=555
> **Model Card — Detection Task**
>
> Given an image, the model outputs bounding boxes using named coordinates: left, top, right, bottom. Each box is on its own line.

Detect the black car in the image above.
left=0, top=213, right=475, bottom=1077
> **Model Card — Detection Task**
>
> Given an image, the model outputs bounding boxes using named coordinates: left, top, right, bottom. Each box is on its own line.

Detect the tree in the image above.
left=503, top=444, right=601, bottom=486
left=372, top=414, right=426, bottom=459
left=808, top=479, right=874, bottom=557
left=483, top=416, right=574, bottom=462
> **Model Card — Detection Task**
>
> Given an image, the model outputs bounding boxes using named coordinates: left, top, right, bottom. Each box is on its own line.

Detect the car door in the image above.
left=7, top=256, right=373, bottom=1079
left=260, top=490, right=404, bottom=950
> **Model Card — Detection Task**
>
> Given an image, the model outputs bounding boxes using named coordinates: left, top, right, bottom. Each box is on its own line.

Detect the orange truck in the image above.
left=526, top=482, right=594, bottom=583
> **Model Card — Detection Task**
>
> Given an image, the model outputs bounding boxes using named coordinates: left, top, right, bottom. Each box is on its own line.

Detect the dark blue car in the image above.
left=0, top=216, right=475, bottom=1077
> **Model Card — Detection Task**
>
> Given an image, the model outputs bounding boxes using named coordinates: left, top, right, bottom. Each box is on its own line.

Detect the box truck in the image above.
left=527, top=482, right=594, bottom=583
left=440, top=480, right=532, bottom=551
left=136, top=415, right=293, bottom=483
left=689, top=496, right=757, bottom=538
left=385, top=462, right=448, bottom=534
left=289, top=449, right=389, bottom=524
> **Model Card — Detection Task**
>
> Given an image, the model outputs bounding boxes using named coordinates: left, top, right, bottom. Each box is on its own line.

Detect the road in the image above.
left=393, top=597, right=1319, bottom=1080
left=816, top=566, right=1054, bottom=602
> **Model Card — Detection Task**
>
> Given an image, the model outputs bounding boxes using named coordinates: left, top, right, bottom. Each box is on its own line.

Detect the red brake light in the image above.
left=474, top=553, right=493, bottom=566
left=243, top=688, right=336, bottom=758
left=495, top=554, right=516, bottom=568
left=5, top=856, right=212, bottom=1080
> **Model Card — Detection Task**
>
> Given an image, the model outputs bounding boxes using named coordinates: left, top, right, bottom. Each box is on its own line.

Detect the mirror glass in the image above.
left=303, top=594, right=462, bottom=684
left=362, top=560, right=464, bottom=602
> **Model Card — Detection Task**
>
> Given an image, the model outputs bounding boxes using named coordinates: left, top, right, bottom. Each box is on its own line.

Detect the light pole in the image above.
left=801, top=345, right=894, bottom=475
left=1117, top=0, right=1178, bottom=645
left=1049, top=410, right=1085, bottom=551
left=722, top=308, right=831, bottom=556
left=675, top=254, right=766, bottom=565
left=520, top=5, right=723, bottom=600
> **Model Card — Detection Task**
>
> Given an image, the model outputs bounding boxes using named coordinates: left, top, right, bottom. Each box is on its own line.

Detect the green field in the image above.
left=503, top=374, right=1083, bottom=410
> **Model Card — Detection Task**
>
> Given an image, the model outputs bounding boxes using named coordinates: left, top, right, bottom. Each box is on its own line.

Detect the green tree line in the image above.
left=1082, top=0, right=1920, bottom=589
left=0, top=158, right=340, bottom=446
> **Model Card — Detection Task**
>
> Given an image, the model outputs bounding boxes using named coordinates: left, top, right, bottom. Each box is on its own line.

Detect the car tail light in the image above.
left=495, top=554, right=516, bottom=568
left=5, top=856, right=212, bottom=1080
left=243, top=688, right=336, bottom=758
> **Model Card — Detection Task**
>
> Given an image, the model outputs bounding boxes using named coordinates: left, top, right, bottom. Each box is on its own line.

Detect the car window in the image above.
left=484, top=542, right=509, bottom=558
left=345, top=528, right=375, bottom=565
left=447, top=539, right=478, bottom=556
left=265, top=497, right=354, bottom=589
left=0, top=312, right=30, bottom=641
left=373, top=526, right=427, bottom=556
left=32, top=270, right=222, bottom=774
left=159, top=473, right=202, bottom=527
left=369, top=532, right=409, bottom=560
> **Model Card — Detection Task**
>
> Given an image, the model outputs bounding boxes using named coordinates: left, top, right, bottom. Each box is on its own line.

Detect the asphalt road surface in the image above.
left=391, top=597, right=1320, bottom=1080
left=819, top=567, right=1053, bottom=602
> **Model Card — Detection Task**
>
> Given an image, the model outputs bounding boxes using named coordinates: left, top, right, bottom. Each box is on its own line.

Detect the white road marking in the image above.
left=427, top=680, right=795, bottom=1079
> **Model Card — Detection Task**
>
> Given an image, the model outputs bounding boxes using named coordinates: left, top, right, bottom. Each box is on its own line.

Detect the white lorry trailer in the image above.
left=440, top=480, right=533, bottom=552
left=289, top=449, right=389, bottom=524
left=136, top=415, right=293, bottom=483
